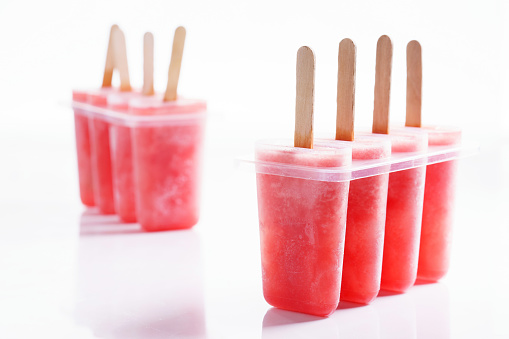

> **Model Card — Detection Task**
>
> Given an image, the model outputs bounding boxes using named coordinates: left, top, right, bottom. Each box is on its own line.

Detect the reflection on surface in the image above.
left=261, top=283, right=450, bottom=338
left=334, top=302, right=380, bottom=338
left=75, top=210, right=206, bottom=338
left=412, top=282, right=450, bottom=339
left=374, top=291, right=417, bottom=339
left=262, top=308, right=338, bottom=338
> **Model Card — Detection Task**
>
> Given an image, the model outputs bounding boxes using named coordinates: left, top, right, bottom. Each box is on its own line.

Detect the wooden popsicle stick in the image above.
left=164, top=26, right=186, bottom=101
left=142, top=32, right=155, bottom=96
left=102, top=25, right=119, bottom=88
left=294, top=46, right=315, bottom=149
left=406, top=40, right=422, bottom=127
left=113, top=28, right=132, bottom=92
left=336, top=38, right=357, bottom=142
left=372, top=35, right=393, bottom=134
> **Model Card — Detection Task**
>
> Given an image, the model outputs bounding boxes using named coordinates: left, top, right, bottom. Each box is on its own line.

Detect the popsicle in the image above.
left=108, top=32, right=154, bottom=222
left=256, top=47, right=352, bottom=317
left=404, top=41, right=462, bottom=282
left=88, top=27, right=132, bottom=215
left=316, top=39, right=391, bottom=305
left=129, top=27, right=207, bottom=231
left=72, top=25, right=120, bottom=207
left=73, top=89, right=95, bottom=207
left=373, top=36, right=428, bottom=293
left=380, top=129, right=427, bottom=293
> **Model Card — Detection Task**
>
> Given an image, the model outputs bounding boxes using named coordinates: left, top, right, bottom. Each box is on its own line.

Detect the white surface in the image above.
left=1, top=0, right=509, bottom=338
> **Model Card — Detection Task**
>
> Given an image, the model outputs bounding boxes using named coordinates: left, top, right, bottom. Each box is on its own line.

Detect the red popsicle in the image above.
left=403, top=41, right=463, bottom=282
left=380, top=130, right=428, bottom=292
left=88, top=88, right=118, bottom=214
left=129, top=27, right=207, bottom=231
left=369, top=36, right=429, bottom=293
left=107, top=91, right=139, bottom=222
left=72, top=25, right=120, bottom=207
left=417, top=127, right=461, bottom=281
left=129, top=96, right=206, bottom=231
left=318, top=39, right=392, bottom=305
left=108, top=32, right=155, bottom=223
left=256, top=47, right=352, bottom=317
left=88, top=27, right=131, bottom=215
left=256, top=143, right=352, bottom=317
left=73, top=90, right=95, bottom=207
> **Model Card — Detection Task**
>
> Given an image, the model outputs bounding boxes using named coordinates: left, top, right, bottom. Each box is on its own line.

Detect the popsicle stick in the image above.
left=336, top=39, right=356, bottom=142
left=111, top=28, right=132, bottom=92
left=164, top=26, right=186, bottom=101
left=406, top=40, right=422, bottom=127
left=372, top=35, right=393, bottom=135
left=142, top=32, right=155, bottom=96
left=102, top=25, right=119, bottom=88
left=294, top=46, right=315, bottom=149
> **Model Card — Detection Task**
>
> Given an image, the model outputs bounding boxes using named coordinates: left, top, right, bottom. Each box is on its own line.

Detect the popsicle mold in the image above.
left=380, top=128, right=428, bottom=293
left=72, top=90, right=95, bottom=207
left=129, top=96, right=207, bottom=232
left=255, top=141, right=352, bottom=317
left=107, top=91, right=142, bottom=223
left=87, top=88, right=119, bottom=214
left=417, top=126, right=462, bottom=282
left=318, top=135, right=392, bottom=305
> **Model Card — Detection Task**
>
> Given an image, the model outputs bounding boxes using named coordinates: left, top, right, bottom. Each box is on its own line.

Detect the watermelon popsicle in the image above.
left=73, top=90, right=95, bottom=207
left=72, top=25, right=120, bottom=208
left=107, top=33, right=155, bottom=223
left=88, top=28, right=132, bottom=215
left=256, top=142, right=352, bottom=316
left=88, top=88, right=120, bottom=214
left=129, top=96, right=206, bottom=231
left=369, top=36, right=429, bottom=293
left=316, top=39, right=391, bottom=305
left=128, top=27, right=207, bottom=231
left=404, top=40, right=463, bottom=282
left=107, top=90, right=140, bottom=222
left=255, top=47, right=352, bottom=317
left=417, top=126, right=461, bottom=281
left=380, top=129, right=428, bottom=292
left=319, top=136, right=390, bottom=304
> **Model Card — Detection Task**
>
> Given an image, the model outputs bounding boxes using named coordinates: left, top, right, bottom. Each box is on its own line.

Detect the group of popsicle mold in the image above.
left=254, top=35, right=463, bottom=317
left=72, top=26, right=464, bottom=318
left=72, top=25, right=206, bottom=232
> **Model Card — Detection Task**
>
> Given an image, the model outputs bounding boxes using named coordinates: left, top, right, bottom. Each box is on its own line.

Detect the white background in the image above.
left=0, top=0, right=508, bottom=338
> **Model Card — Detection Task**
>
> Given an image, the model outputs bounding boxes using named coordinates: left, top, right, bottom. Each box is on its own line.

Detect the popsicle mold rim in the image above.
left=71, top=100, right=206, bottom=127
left=238, top=138, right=479, bottom=182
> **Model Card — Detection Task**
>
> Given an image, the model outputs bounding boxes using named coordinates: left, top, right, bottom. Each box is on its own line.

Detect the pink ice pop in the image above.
left=72, top=90, right=95, bottom=207
left=317, top=39, right=392, bottom=304
left=328, top=137, right=391, bottom=304
left=369, top=36, right=429, bottom=293
left=89, top=26, right=131, bottom=215
left=107, top=91, right=142, bottom=222
left=72, top=25, right=130, bottom=212
left=380, top=130, right=428, bottom=292
left=87, top=88, right=120, bottom=214
left=129, top=96, right=207, bottom=231
left=417, top=126, right=461, bottom=281
left=256, top=46, right=354, bottom=317
left=256, top=142, right=352, bottom=316
left=404, top=40, right=463, bottom=282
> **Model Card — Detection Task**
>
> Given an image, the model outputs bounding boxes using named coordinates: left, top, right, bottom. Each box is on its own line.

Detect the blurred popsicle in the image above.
left=72, top=25, right=119, bottom=207
left=130, top=27, right=207, bottom=231
left=256, top=47, right=352, bottom=316
left=88, top=27, right=131, bottom=214
left=109, top=32, right=154, bottom=222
